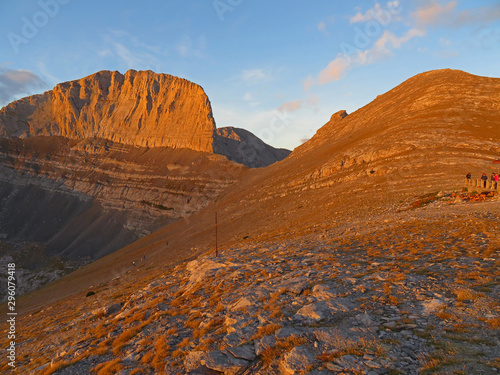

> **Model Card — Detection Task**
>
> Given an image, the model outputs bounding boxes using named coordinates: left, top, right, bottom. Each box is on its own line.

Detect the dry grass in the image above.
left=166, top=327, right=178, bottom=335
left=317, top=339, right=383, bottom=364
left=111, top=315, right=154, bottom=355
left=195, top=336, right=216, bottom=352
left=184, top=311, right=203, bottom=330
left=483, top=317, right=500, bottom=328
left=214, top=302, right=225, bottom=313
left=123, top=309, right=147, bottom=325
left=40, top=360, right=72, bottom=375
left=91, top=358, right=124, bottom=375
left=420, top=349, right=462, bottom=374
left=454, top=288, right=483, bottom=302
left=141, top=350, right=154, bottom=364
left=171, top=348, right=185, bottom=359
left=193, top=317, right=224, bottom=339
left=177, top=337, right=191, bottom=349
left=251, top=323, right=282, bottom=340
left=261, top=335, right=308, bottom=366
left=130, top=368, right=147, bottom=375
left=151, top=336, right=171, bottom=371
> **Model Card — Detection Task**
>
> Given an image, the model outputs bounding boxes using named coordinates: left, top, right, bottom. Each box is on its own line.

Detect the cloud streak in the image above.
left=241, top=69, right=267, bottom=82
left=308, top=27, right=424, bottom=89
left=0, top=67, right=46, bottom=107
left=101, top=30, right=167, bottom=70
left=412, top=1, right=500, bottom=28
left=278, top=94, right=318, bottom=113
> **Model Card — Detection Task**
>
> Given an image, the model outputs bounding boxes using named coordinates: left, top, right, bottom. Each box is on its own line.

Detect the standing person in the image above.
left=481, top=173, right=488, bottom=188
left=495, top=173, right=499, bottom=189
left=466, top=172, right=472, bottom=185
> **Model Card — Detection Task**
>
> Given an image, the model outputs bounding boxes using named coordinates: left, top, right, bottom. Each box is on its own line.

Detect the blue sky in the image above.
left=1, top=0, right=499, bottom=150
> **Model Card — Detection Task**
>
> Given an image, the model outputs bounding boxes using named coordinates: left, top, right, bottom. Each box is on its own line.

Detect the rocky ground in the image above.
left=7, top=197, right=499, bottom=375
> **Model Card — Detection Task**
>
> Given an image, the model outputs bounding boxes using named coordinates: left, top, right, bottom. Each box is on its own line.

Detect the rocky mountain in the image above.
left=216, top=127, right=291, bottom=168
left=0, top=70, right=289, bottom=297
left=0, top=70, right=216, bottom=151
left=5, top=69, right=500, bottom=374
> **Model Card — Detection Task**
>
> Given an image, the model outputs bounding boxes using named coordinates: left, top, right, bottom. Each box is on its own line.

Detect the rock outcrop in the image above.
left=0, top=70, right=217, bottom=152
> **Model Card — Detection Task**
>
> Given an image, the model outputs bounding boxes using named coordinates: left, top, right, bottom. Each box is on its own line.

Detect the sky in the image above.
left=0, top=0, right=499, bottom=150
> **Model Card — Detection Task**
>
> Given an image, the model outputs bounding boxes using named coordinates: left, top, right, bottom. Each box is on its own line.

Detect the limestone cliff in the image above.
left=0, top=70, right=216, bottom=152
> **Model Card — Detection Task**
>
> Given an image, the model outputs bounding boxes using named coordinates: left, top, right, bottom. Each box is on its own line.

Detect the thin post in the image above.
left=215, top=211, right=218, bottom=258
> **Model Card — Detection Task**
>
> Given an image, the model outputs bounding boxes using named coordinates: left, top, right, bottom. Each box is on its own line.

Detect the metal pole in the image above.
left=215, top=211, right=218, bottom=257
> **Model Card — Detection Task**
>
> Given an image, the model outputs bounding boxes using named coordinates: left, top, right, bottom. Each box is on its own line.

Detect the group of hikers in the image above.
left=466, top=172, right=500, bottom=189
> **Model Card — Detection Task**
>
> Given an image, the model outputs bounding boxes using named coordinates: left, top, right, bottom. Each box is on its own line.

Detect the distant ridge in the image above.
left=216, top=126, right=291, bottom=168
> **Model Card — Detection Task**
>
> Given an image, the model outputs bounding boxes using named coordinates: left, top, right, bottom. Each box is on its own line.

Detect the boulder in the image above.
left=91, top=302, right=123, bottom=318
left=422, top=298, right=446, bottom=314
left=202, top=350, right=248, bottom=374
left=230, top=297, right=253, bottom=311
left=311, top=284, right=337, bottom=300
left=280, top=346, right=316, bottom=375
left=255, top=335, right=276, bottom=356
left=295, top=300, right=350, bottom=323
left=226, top=345, right=256, bottom=361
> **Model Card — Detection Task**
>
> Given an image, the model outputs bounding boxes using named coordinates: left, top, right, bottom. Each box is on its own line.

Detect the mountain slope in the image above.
left=15, top=68, right=500, bottom=309
left=0, top=70, right=289, bottom=298
left=7, top=69, right=500, bottom=374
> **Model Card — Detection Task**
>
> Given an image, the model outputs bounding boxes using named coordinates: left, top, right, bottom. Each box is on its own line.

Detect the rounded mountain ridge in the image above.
left=294, top=68, right=500, bottom=157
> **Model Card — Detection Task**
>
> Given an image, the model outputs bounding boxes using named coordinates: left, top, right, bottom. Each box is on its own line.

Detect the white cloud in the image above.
left=350, top=3, right=384, bottom=23
left=370, top=28, right=426, bottom=59
left=303, top=75, right=315, bottom=92
left=243, top=92, right=260, bottom=107
left=453, top=4, right=500, bottom=27
left=241, top=69, right=267, bottom=82
left=317, top=55, right=351, bottom=85
left=176, top=35, right=207, bottom=58
left=350, top=2, right=402, bottom=24
left=412, top=1, right=500, bottom=28
left=307, top=27, right=425, bottom=89
left=0, top=67, right=46, bottom=107
left=278, top=94, right=318, bottom=113
left=317, top=21, right=330, bottom=36
left=439, top=37, right=451, bottom=46
left=102, top=32, right=164, bottom=70
left=412, top=1, right=458, bottom=27
left=114, top=42, right=145, bottom=68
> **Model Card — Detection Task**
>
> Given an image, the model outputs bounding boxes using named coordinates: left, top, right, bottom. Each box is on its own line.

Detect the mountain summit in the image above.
left=0, top=70, right=217, bottom=152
